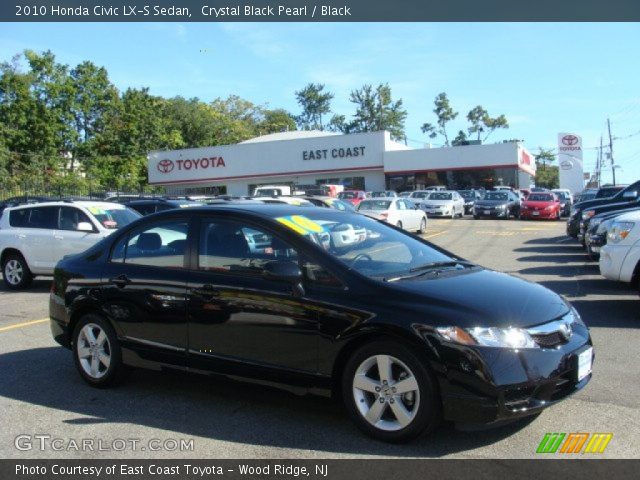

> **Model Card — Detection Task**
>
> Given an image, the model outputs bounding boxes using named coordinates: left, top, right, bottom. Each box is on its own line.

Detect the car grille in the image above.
left=530, top=331, right=566, bottom=348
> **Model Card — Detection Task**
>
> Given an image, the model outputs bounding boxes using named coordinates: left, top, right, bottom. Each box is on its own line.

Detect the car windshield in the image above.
left=87, top=205, right=141, bottom=229
left=358, top=200, right=391, bottom=210
left=371, top=192, right=388, bottom=198
left=483, top=192, right=508, bottom=201
left=428, top=192, right=452, bottom=200
left=274, top=211, right=455, bottom=279
left=411, top=192, right=429, bottom=199
left=458, top=191, right=474, bottom=199
left=528, top=194, right=554, bottom=202
left=596, top=187, right=623, bottom=198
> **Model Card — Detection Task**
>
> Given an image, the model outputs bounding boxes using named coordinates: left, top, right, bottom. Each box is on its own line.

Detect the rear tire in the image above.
left=417, top=218, right=427, bottom=234
left=2, top=252, right=33, bottom=290
left=342, top=340, right=441, bottom=443
left=72, top=314, right=126, bottom=388
left=396, top=221, right=403, bottom=230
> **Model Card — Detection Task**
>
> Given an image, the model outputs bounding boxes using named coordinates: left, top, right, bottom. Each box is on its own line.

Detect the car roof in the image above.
left=146, top=203, right=352, bottom=219
left=6, top=200, right=124, bottom=210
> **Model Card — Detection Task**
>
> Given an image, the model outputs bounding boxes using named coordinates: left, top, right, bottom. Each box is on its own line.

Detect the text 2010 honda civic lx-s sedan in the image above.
left=50, top=205, right=593, bottom=443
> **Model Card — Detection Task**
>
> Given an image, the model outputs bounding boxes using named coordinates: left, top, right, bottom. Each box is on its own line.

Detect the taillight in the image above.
left=380, top=212, right=389, bottom=219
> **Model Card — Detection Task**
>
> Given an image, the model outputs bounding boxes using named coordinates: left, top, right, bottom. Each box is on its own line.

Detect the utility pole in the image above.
left=607, top=118, right=616, bottom=185
left=597, top=136, right=603, bottom=187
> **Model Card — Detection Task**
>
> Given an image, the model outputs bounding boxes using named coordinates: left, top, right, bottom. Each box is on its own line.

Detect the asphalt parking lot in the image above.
left=0, top=218, right=638, bottom=459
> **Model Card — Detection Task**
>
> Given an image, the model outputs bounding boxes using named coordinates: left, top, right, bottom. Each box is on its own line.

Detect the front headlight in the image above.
left=497, top=204, right=507, bottom=209
left=436, top=326, right=539, bottom=349
left=582, top=210, right=596, bottom=220
left=607, top=221, right=636, bottom=243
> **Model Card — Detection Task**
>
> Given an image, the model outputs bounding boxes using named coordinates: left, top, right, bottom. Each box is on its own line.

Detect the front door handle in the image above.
left=109, top=274, right=131, bottom=288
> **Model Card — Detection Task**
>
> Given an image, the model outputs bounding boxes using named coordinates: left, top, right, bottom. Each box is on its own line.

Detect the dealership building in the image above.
left=147, top=130, right=536, bottom=196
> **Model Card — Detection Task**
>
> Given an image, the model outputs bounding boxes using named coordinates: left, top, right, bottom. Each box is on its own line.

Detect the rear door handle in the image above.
left=109, top=274, right=131, bottom=288
left=54, top=234, right=64, bottom=240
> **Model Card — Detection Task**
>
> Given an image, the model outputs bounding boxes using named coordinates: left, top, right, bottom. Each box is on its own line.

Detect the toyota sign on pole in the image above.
left=557, top=133, right=584, bottom=194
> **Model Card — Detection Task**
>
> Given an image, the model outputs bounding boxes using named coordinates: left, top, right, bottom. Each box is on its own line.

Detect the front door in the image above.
left=186, top=218, right=319, bottom=378
left=55, top=206, right=103, bottom=259
left=101, top=218, right=190, bottom=367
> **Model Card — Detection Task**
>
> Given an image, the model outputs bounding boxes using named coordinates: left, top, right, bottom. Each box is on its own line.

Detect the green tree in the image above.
left=466, top=105, right=509, bottom=141
left=258, top=108, right=296, bottom=134
left=534, top=147, right=558, bottom=189
left=421, top=92, right=458, bottom=146
left=452, top=130, right=468, bottom=146
left=336, top=83, right=407, bottom=141
left=295, top=83, right=334, bottom=130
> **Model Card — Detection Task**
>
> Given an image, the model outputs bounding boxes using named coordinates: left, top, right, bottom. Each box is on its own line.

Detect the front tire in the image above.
left=342, top=340, right=441, bottom=443
left=2, top=252, right=33, bottom=290
left=72, top=314, right=125, bottom=388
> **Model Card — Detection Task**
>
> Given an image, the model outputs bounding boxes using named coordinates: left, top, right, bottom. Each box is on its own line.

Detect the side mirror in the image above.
left=263, top=260, right=303, bottom=283
left=77, top=222, right=94, bottom=232
left=622, top=190, right=638, bottom=200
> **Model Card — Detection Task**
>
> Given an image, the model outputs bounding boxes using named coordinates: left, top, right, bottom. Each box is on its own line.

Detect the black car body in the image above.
left=566, top=181, right=639, bottom=238
left=457, top=190, right=482, bottom=214
left=123, top=198, right=203, bottom=215
left=472, top=191, right=520, bottom=219
left=50, top=205, right=593, bottom=442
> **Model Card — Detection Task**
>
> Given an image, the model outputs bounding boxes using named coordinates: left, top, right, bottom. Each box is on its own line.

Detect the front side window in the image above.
left=114, top=220, right=188, bottom=268
left=198, top=220, right=298, bottom=274
left=59, top=207, right=93, bottom=231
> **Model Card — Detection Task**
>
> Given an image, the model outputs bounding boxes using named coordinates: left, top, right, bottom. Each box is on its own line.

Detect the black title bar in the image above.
left=2, top=0, right=640, bottom=22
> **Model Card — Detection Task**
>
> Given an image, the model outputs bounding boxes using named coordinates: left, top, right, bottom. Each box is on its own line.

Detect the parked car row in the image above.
left=564, top=181, right=640, bottom=297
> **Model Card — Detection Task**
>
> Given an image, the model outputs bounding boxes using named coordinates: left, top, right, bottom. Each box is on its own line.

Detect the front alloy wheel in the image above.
left=353, top=355, right=420, bottom=432
left=342, top=341, right=440, bottom=442
left=418, top=218, right=427, bottom=234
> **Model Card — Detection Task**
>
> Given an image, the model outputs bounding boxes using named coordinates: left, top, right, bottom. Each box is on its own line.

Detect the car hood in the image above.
left=389, top=268, right=569, bottom=328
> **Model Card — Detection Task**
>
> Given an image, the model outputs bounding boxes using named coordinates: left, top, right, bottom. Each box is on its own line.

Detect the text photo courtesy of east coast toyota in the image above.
left=0, top=2, right=639, bottom=478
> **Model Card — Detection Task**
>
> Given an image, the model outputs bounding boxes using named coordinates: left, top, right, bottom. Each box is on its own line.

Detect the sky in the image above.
left=1, top=22, right=639, bottom=183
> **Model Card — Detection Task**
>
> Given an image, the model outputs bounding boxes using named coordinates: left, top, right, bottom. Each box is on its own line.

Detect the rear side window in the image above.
left=10, top=207, right=58, bottom=229
left=111, top=220, right=189, bottom=268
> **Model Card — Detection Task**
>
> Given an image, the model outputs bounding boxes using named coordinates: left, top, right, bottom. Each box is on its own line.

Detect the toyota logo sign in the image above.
left=157, top=159, right=175, bottom=174
left=562, top=135, right=579, bottom=146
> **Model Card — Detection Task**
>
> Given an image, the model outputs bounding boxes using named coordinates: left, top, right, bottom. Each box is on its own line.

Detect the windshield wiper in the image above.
left=385, top=260, right=474, bottom=282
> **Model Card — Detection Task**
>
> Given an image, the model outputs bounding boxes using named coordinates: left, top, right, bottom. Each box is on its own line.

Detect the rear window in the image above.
left=358, top=200, right=391, bottom=210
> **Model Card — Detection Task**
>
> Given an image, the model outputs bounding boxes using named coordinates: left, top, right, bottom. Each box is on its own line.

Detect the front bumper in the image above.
left=520, top=209, right=556, bottom=219
left=435, top=324, right=593, bottom=425
left=600, top=243, right=640, bottom=283
left=474, top=208, right=508, bottom=218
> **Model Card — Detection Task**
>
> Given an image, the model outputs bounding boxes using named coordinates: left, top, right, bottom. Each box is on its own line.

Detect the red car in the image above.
left=338, top=190, right=367, bottom=206
left=519, top=192, right=561, bottom=220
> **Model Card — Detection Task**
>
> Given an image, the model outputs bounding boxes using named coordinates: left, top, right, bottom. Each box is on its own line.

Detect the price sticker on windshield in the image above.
left=276, top=215, right=326, bottom=235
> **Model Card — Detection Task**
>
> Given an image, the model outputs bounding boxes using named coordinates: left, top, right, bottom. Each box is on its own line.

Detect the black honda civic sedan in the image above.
left=50, top=205, right=593, bottom=443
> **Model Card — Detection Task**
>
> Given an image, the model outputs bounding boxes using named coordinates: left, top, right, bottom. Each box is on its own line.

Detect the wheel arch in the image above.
left=68, top=305, right=118, bottom=347
left=330, top=325, right=439, bottom=400
left=1, top=247, right=30, bottom=269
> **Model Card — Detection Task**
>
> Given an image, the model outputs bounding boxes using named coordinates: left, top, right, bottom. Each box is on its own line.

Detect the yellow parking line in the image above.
left=0, top=318, right=48, bottom=333
left=423, top=231, right=446, bottom=239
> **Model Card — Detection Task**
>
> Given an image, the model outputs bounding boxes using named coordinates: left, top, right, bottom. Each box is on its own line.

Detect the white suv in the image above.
left=0, top=201, right=140, bottom=289
left=599, top=210, right=640, bottom=294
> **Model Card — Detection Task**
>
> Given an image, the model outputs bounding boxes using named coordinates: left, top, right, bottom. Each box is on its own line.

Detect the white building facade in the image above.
left=147, top=130, right=535, bottom=196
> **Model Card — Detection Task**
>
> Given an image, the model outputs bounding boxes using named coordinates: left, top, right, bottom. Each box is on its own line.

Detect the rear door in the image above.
left=17, top=206, right=59, bottom=272
left=101, top=217, right=191, bottom=366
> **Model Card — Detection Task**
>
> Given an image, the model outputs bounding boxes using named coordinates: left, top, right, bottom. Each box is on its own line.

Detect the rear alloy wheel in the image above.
left=417, top=218, right=427, bottom=234
left=342, top=341, right=441, bottom=442
left=73, top=314, right=125, bottom=387
left=2, top=253, right=33, bottom=290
